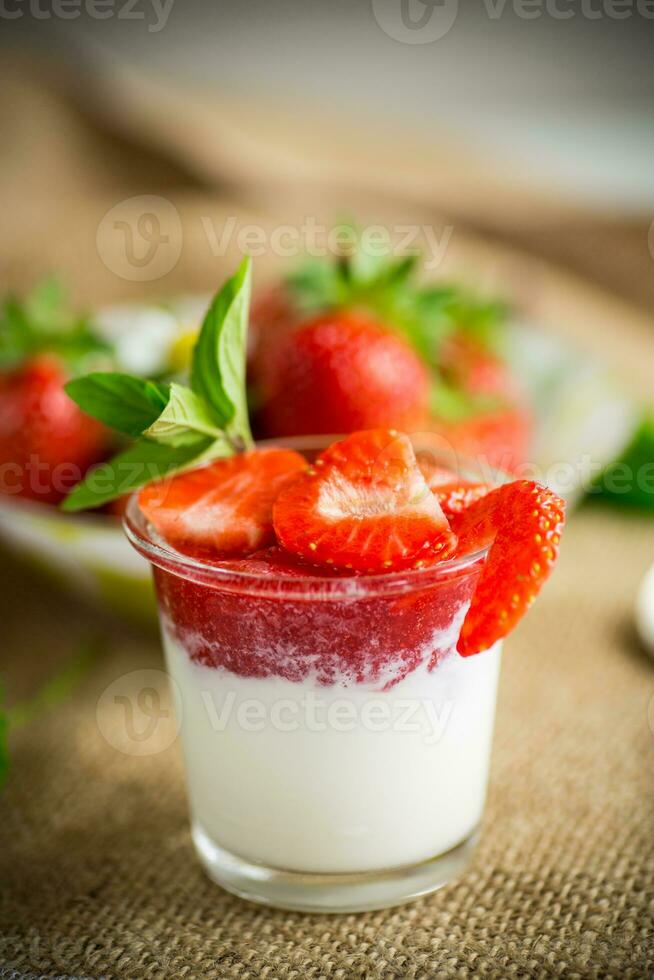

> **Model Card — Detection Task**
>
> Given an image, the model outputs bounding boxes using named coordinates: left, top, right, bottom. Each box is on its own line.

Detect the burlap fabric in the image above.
left=0, top=56, right=653, bottom=978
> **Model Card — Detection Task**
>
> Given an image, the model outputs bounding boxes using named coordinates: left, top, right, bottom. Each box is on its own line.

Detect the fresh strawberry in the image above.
left=416, top=458, right=491, bottom=518
left=138, top=448, right=306, bottom=555
left=257, top=311, right=431, bottom=438
left=452, top=480, right=565, bottom=656
left=273, top=429, right=456, bottom=573
left=431, top=405, right=532, bottom=474
left=0, top=355, right=109, bottom=504
left=440, top=333, right=518, bottom=401
left=436, top=481, right=492, bottom=517
left=249, top=285, right=298, bottom=358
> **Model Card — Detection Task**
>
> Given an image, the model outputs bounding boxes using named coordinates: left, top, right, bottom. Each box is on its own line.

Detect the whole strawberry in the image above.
left=249, top=239, right=532, bottom=468
left=258, top=311, right=430, bottom=437
left=432, top=405, right=532, bottom=474
left=0, top=355, right=109, bottom=504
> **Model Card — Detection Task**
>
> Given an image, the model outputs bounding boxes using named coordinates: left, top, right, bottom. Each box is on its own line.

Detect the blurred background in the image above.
left=1, top=4, right=653, bottom=976
left=1, top=2, right=653, bottom=311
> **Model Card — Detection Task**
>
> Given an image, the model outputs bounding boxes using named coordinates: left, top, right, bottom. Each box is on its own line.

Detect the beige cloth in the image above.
left=0, top=54, right=653, bottom=979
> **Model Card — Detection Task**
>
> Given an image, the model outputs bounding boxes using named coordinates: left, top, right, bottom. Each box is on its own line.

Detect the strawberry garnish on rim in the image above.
left=138, top=448, right=306, bottom=556
left=452, top=480, right=565, bottom=656
left=273, top=429, right=457, bottom=573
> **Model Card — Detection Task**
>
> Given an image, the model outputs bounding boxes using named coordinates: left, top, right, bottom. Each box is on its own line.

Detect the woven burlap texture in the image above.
left=0, top=56, right=653, bottom=979
left=2, top=508, right=653, bottom=978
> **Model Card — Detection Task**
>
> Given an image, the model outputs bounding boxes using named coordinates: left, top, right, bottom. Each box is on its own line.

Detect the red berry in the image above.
left=273, top=428, right=456, bottom=573
left=440, top=334, right=519, bottom=401
left=431, top=405, right=532, bottom=474
left=0, top=355, right=109, bottom=504
left=452, top=480, right=565, bottom=656
left=258, top=311, right=430, bottom=437
left=138, top=448, right=306, bottom=556
left=417, top=455, right=492, bottom=517
left=248, top=285, right=300, bottom=390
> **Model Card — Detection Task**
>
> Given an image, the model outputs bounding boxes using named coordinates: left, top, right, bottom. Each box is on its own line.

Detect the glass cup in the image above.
left=124, top=442, right=501, bottom=913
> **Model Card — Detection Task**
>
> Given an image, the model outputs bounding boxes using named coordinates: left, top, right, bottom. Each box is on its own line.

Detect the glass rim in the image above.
left=123, top=435, right=501, bottom=600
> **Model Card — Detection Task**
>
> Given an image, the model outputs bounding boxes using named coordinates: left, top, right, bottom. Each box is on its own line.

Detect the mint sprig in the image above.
left=62, top=258, right=253, bottom=512
left=191, top=257, right=253, bottom=446
left=65, top=374, right=170, bottom=437
left=0, top=278, right=110, bottom=371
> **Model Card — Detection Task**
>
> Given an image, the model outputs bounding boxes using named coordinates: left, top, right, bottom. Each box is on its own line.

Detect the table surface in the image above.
left=1, top=502, right=653, bottom=979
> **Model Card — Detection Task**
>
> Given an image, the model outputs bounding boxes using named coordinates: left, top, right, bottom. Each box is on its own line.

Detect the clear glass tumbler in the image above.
left=124, top=448, right=501, bottom=913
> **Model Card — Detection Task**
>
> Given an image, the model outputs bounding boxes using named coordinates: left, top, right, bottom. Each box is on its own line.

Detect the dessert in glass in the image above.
left=124, top=430, right=564, bottom=912
left=63, top=258, right=564, bottom=912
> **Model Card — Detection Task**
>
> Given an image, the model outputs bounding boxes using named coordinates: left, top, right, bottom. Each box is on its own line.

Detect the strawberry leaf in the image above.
left=286, top=231, right=508, bottom=366
left=0, top=279, right=110, bottom=371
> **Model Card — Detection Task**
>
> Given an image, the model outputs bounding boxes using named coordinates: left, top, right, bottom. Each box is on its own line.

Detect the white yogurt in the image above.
left=164, top=628, right=501, bottom=875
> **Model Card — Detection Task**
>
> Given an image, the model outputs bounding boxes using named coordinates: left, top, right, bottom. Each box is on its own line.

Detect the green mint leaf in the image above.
left=61, top=437, right=214, bottom=512
left=191, top=257, right=253, bottom=447
left=65, top=373, right=170, bottom=437
left=144, top=382, right=226, bottom=447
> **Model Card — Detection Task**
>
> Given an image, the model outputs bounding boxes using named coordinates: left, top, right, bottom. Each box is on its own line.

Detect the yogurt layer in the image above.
left=164, top=627, right=501, bottom=874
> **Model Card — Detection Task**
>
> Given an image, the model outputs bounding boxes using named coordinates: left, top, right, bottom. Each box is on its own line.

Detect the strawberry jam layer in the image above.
left=153, top=547, right=483, bottom=688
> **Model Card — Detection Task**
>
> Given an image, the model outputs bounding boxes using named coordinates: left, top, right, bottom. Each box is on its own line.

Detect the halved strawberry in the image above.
left=453, top=480, right=565, bottom=656
left=273, top=429, right=457, bottom=573
left=138, top=448, right=306, bottom=556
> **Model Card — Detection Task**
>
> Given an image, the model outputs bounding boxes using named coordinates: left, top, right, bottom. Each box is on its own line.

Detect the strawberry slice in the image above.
left=453, top=480, right=565, bottom=656
left=417, top=455, right=492, bottom=517
left=138, top=448, right=306, bottom=556
left=436, top=481, right=492, bottom=517
left=273, top=429, right=457, bottom=573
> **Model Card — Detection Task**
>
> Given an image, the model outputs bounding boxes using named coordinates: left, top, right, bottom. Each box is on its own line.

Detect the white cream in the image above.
left=164, top=629, right=501, bottom=875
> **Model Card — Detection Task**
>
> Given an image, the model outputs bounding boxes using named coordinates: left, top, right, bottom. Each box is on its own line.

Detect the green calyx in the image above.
left=62, top=258, right=254, bottom=512
left=287, top=231, right=507, bottom=357
left=0, top=278, right=111, bottom=372
left=286, top=226, right=509, bottom=421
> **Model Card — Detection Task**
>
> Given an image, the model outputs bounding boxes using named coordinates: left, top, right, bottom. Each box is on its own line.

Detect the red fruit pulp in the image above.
left=152, top=546, right=484, bottom=689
